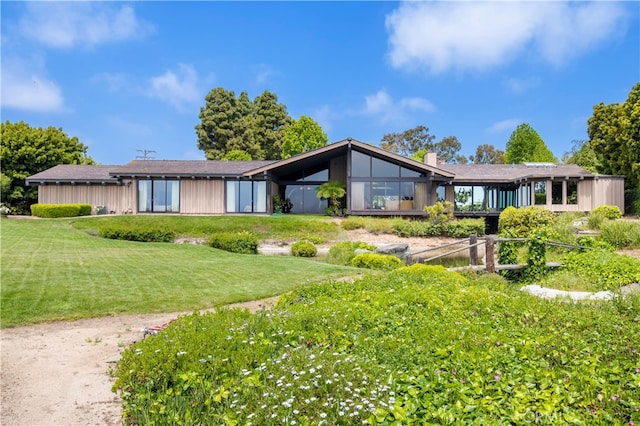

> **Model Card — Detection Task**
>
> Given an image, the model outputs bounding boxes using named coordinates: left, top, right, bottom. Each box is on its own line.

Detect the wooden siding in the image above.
left=179, top=179, right=225, bottom=214
left=37, top=182, right=134, bottom=213
left=329, top=155, right=347, bottom=182
left=592, top=178, right=625, bottom=212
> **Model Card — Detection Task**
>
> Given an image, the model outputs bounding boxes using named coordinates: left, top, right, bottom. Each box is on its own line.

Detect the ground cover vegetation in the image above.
left=0, top=219, right=359, bottom=327
left=113, top=266, right=640, bottom=425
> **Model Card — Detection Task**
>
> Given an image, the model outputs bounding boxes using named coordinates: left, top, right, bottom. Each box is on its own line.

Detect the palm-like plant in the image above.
left=315, top=180, right=346, bottom=216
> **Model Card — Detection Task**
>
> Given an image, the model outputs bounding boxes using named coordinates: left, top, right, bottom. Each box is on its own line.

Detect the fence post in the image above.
left=469, top=234, right=478, bottom=266
left=485, top=235, right=496, bottom=273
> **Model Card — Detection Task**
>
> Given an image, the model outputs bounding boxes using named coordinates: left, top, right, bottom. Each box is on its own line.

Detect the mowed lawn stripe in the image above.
left=1, top=219, right=358, bottom=327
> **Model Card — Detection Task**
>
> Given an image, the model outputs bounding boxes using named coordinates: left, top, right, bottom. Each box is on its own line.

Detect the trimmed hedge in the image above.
left=350, top=252, right=403, bottom=271
left=208, top=231, right=258, bottom=254
left=30, top=203, right=92, bottom=218
left=99, top=226, right=175, bottom=243
left=291, top=241, right=317, bottom=257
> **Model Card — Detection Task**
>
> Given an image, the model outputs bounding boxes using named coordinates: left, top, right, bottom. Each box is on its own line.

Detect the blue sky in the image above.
left=1, top=1, right=638, bottom=165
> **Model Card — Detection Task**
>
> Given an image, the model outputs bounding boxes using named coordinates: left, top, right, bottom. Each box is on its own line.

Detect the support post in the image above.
left=469, top=234, right=478, bottom=266
left=485, top=235, right=496, bottom=273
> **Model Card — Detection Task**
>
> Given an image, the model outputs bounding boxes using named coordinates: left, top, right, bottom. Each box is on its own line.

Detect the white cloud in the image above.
left=311, top=104, right=336, bottom=133
left=253, top=64, right=275, bottom=85
left=361, top=89, right=435, bottom=125
left=147, top=64, right=202, bottom=111
left=504, top=77, right=541, bottom=95
left=487, top=118, right=524, bottom=134
left=1, top=57, right=64, bottom=113
left=19, top=3, right=153, bottom=48
left=386, top=1, right=627, bottom=74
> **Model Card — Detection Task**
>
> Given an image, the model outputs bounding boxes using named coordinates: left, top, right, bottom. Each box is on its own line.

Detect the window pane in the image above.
left=351, top=150, right=370, bottom=177
left=401, top=167, right=421, bottom=178
left=454, top=186, right=473, bottom=211
left=304, top=166, right=328, bottom=182
left=167, top=181, right=180, bottom=212
left=253, top=181, right=266, bottom=212
left=303, top=185, right=326, bottom=214
left=567, top=181, right=578, bottom=204
left=436, top=185, right=446, bottom=202
left=373, top=181, right=400, bottom=210
left=371, top=157, right=399, bottom=178
left=239, top=181, right=253, bottom=212
left=153, top=181, right=167, bottom=212
left=534, top=181, right=547, bottom=205
left=286, top=185, right=304, bottom=213
left=351, top=182, right=371, bottom=210
left=226, top=181, right=239, bottom=213
left=138, top=180, right=152, bottom=212
left=552, top=182, right=563, bottom=204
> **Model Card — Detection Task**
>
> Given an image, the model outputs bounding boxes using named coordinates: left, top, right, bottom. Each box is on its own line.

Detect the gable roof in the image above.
left=110, top=160, right=275, bottom=178
left=242, top=137, right=456, bottom=179
left=26, top=165, right=120, bottom=184
left=437, top=163, right=602, bottom=183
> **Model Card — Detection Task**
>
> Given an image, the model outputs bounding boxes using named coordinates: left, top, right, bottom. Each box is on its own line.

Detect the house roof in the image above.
left=26, top=165, right=120, bottom=184
left=243, top=138, right=456, bottom=179
left=110, top=160, right=275, bottom=178
left=436, top=163, right=599, bottom=183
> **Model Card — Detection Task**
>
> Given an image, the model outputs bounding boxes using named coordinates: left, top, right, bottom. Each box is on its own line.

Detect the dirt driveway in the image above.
left=0, top=298, right=278, bottom=426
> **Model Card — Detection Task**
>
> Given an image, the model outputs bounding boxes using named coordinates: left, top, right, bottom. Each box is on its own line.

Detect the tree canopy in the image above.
left=0, top=121, right=94, bottom=214
left=281, top=115, right=328, bottom=159
left=561, top=140, right=600, bottom=173
left=381, top=126, right=464, bottom=164
left=470, top=144, right=505, bottom=164
left=195, top=88, right=293, bottom=160
left=503, top=123, right=556, bottom=164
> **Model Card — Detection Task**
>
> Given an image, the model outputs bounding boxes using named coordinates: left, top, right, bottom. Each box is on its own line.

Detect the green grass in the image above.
left=0, top=218, right=359, bottom=327
left=69, top=214, right=343, bottom=241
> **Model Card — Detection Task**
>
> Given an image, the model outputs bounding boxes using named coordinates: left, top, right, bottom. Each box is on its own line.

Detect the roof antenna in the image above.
left=136, top=149, right=156, bottom=160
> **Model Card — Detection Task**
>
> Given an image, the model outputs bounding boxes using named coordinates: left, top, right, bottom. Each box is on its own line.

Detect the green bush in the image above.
left=350, top=252, right=403, bottom=271
left=444, top=218, right=485, bottom=237
left=597, top=220, right=640, bottom=249
left=563, top=248, right=640, bottom=290
left=30, top=203, right=92, bottom=218
left=291, top=241, right=317, bottom=257
left=498, top=206, right=556, bottom=237
left=326, top=241, right=376, bottom=265
left=423, top=201, right=454, bottom=223
left=340, top=217, right=399, bottom=234
left=393, top=220, right=442, bottom=237
left=208, top=231, right=259, bottom=254
left=99, top=225, right=176, bottom=242
left=591, top=204, right=622, bottom=220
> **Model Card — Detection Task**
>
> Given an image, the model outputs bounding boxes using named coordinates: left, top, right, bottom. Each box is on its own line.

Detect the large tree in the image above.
left=281, top=115, right=328, bottom=159
left=195, top=88, right=292, bottom=160
left=561, top=139, right=600, bottom=173
left=0, top=121, right=94, bottom=214
left=470, top=144, right=505, bottom=164
left=503, top=123, right=556, bottom=164
left=381, top=125, right=436, bottom=157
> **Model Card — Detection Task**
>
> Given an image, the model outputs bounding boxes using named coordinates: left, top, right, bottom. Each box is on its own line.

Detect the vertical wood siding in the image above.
left=179, top=179, right=225, bottom=214
left=37, top=183, right=134, bottom=213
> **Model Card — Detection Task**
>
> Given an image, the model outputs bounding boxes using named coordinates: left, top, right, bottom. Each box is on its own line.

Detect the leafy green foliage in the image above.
left=562, top=139, right=601, bottom=173
left=423, top=200, right=454, bottom=223
left=208, top=231, right=259, bottom=254
left=221, top=149, right=252, bottom=161
left=290, top=241, right=317, bottom=257
left=0, top=120, right=94, bottom=214
left=564, top=248, right=640, bottom=290
left=326, top=241, right=377, bottom=266
left=350, top=252, right=403, bottom=271
left=272, top=194, right=292, bottom=214
left=504, top=123, right=557, bottom=164
left=195, top=88, right=292, bottom=160
left=281, top=115, right=328, bottom=159
left=498, top=206, right=557, bottom=237
left=30, top=203, right=92, bottom=218
left=592, top=205, right=623, bottom=220
left=113, top=269, right=640, bottom=425
left=315, top=180, right=346, bottom=216
left=470, top=143, right=505, bottom=164
left=393, top=220, right=442, bottom=237
left=381, top=125, right=436, bottom=157
left=444, top=218, right=486, bottom=238
left=99, top=225, right=176, bottom=243
left=598, top=220, right=640, bottom=249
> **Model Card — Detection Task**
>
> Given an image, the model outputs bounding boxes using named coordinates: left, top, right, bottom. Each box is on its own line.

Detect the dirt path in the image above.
left=0, top=298, right=278, bottom=426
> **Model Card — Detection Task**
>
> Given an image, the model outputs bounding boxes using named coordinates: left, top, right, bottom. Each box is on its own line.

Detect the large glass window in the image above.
left=351, top=151, right=371, bottom=177
left=567, top=181, right=578, bottom=204
left=226, top=180, right=266, bottom=213
left=285, top=185, right=327, bottom=214
left=534, top=181, right=547, bottom=205
left=552, top=181, right=563, bottom=204
left=138, top=180, right=179, bottom=213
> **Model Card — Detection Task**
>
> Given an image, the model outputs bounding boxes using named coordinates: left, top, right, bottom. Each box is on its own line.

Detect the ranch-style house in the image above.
left=27, top=138, right=625, bottom=224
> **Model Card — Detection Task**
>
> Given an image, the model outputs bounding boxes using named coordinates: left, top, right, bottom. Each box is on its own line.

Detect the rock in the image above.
left=376, top=244, right=409, bottom=255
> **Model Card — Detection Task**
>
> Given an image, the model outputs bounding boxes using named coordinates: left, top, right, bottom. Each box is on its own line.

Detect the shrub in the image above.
left=444, top=218, right=485, bottom=237
left=99, top=226, right=175, bottom=242
left=423, top=201, right=454, bottom=223
left=326, top=241, right=376, bottom=265
left=498, top=206, right=556, bottom=237
left=597, top=220, right=640, bottom=249
left=563, top=248, right=640, bottom=290
left=291, top=241, right=317, bottom=257
left=591, top=205, right=622, bottom=220
left=393, top=220, right=442, bottom=237
left=350, top=252, right=403, bottom=271
left=207, top=231, right=258, bottom=254
left=30, top=203, right=92, bottom=218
